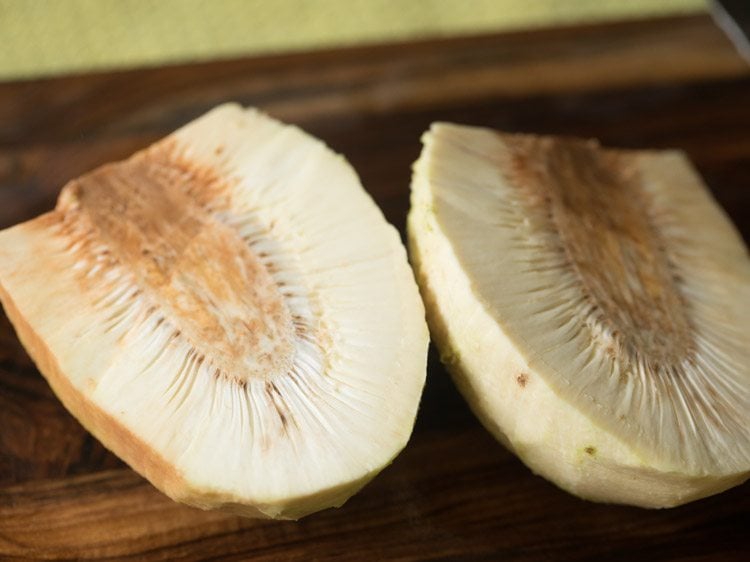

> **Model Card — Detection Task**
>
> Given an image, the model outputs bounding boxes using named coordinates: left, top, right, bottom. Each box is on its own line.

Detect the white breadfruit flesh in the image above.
left=0, top=104, right=428, bottom=520
left=408, top=122, right=750, bottom=508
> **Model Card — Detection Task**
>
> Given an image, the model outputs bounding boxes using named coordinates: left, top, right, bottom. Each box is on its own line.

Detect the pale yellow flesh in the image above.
left=0, top=104, right=429, bottom=519
left=408, top=123, right=750, bottom=507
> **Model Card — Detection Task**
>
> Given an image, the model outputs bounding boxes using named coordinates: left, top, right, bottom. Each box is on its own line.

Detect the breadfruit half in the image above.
left=0, top=104, right=428, bottom=519
left=408, top=122, right=750, bottom=507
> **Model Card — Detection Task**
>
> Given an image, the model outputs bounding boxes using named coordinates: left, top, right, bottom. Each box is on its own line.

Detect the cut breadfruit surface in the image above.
left=0, top=104, right=428, bottom=519
left=408, top=122, right=750, bottom=507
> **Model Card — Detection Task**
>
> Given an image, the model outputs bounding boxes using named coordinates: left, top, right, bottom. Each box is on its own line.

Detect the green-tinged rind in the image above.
left=408, top=122, right=750, bottom=507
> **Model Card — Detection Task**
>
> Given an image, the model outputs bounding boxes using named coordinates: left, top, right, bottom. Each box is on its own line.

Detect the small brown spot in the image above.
left=214, top=145, right=225, bottom=156
left=584, top=446, right=597, bottom=456
left=516, top=373, right=529, bottom=388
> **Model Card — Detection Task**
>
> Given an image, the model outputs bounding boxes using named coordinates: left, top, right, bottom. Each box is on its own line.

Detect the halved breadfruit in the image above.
left=0, top=104, right=428, bottom=519
left=408, top=122, right=750, bottom=507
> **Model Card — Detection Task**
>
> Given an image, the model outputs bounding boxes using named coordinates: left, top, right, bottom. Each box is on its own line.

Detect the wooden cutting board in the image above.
left=1, top=14, right=749, bottom=561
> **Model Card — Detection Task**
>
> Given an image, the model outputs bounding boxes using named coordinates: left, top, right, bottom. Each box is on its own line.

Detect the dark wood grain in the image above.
left=1, top=14, right=749, bottom=561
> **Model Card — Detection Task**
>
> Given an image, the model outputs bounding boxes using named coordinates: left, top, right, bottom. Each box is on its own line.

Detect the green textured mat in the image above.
left=0, top=0, right=707, bottom=81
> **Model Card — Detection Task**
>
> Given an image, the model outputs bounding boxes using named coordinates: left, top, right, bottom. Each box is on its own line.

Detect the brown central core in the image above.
left=507, top=136, right=692, bottom=366
left=59, top=145, right=295, bottom=382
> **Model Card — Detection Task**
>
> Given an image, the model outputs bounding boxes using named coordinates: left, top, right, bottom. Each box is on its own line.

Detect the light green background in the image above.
left=0, top=0, right=708, bottom=81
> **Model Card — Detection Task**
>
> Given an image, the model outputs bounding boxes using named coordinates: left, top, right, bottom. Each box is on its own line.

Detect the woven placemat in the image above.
left=0, top=0, right=706, bottom=81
